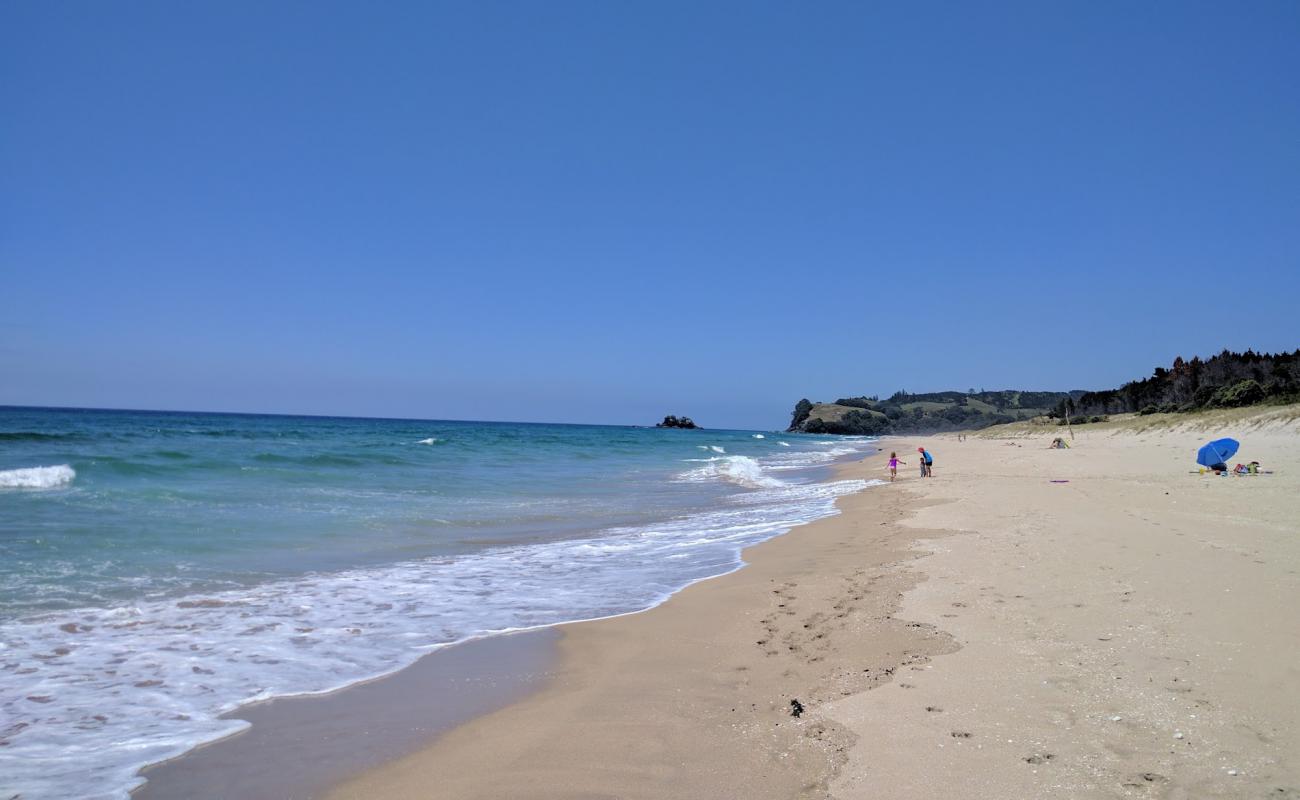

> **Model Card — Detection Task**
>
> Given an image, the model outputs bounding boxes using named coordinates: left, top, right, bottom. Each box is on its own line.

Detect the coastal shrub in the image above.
left=792, top=389, right=1084, bottom=435
left=790, top=399, right=814, bottom=430
left=1062, top=349, right=1300, bottom=416
left=833, top=397, right=876, bottom=410
left=1139, top=405, right=1159, bottom=416
left=835, top=410, right=890, bottom=435
left=1209, top=379, right=1265, bottom=408
left=1191, top=385, right=1218, bottom=408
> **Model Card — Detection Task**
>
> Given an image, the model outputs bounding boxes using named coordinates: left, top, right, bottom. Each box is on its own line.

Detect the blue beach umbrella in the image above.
left=1196, top=438, right=1240, bottom=468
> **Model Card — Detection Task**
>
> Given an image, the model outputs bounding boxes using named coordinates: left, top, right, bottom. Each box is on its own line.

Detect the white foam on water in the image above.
left=765, top=444, right=870, bottom=470
left=752, top=434, right=765, bottom=439
left=778, top=441, right=791, bottom=447
left=709, top=446, right=726, bottom=454
left=676, top=456, right=785, bottom=489
left=415, top=438, right=439, bottom=445
left=0, top=436, right=882, bottom=799
left=0, top=467, right=880, bottom=800
left=0, top=464, right=76, bottom=489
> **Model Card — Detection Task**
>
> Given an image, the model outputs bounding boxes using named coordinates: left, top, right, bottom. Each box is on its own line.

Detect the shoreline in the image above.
left=125, top=449, right=882, bottom=798
left=328, top=419, right=1300, bottom=798
left=327, top=445, right=950, bottom=799
left=133, top=629, right=561, bottom=799
left=130, top=415, right=1300, bottom=798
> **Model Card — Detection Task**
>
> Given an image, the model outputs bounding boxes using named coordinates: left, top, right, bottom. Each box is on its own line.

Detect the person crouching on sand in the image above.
left=886, top=452, right=905, bottom=481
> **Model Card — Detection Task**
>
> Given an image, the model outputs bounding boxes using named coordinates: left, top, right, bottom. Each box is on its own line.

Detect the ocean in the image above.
left=0, top=407, right=880, bottom=799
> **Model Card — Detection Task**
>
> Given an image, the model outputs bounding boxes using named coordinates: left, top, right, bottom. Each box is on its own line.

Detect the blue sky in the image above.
left=3, top=1, right=1297, bottom=430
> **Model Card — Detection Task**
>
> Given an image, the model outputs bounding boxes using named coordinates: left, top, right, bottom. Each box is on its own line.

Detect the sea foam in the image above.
left=0, top=411, right=881, bottom=800
left=0, top=464, right=76, bottom=489
left=677, top=456, right=786, bottom=489
left=0, top=471, right=874, bottom=800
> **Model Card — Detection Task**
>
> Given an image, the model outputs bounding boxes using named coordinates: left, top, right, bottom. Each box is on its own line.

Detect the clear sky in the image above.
left=3, top=1, right=1297, bottom=430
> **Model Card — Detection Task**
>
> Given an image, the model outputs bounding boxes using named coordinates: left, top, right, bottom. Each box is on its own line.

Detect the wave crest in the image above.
left=0, top=464, right=76, bottom=489
left=678, top=456, right=785, bottom=489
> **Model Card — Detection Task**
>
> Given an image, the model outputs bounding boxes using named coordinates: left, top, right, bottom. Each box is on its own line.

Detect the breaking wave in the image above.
left=677, top=456, right=786, bottom=489
left=1, top=472, right=873, bottom=799
left=0, top=464, right=76, bottom=489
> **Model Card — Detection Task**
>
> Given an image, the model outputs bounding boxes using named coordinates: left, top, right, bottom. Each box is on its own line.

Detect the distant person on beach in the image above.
left=886, top=452, right=905, bottom=482
left=918, top=447, right=934, bottom=477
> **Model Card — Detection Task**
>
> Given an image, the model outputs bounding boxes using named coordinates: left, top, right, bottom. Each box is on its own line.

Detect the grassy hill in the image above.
left=788, top=390, right=1081, bottom=435
left=786, top=350, right=1298, bottom=436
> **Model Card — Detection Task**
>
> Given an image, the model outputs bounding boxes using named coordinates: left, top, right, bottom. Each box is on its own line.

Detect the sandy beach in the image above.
left=328, top=407, right=1299, bottom=799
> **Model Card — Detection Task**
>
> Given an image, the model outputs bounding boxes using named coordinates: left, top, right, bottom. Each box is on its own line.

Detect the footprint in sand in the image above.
left=1121, top=772, right=1167, bottom=789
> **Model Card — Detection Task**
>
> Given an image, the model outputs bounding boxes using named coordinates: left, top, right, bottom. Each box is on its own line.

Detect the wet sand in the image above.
left=329, top=411, right=1299, bottom=799
left=328, top=447, right=952, bottom=799
left=135, top=629, right=559, bottom=799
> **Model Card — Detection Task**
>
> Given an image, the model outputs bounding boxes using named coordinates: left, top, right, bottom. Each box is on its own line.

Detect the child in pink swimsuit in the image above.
left=887, top=451, right=905, bottom=482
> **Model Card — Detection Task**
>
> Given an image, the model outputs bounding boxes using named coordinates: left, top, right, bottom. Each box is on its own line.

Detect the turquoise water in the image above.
left=0, top=407, right=879, bottom=799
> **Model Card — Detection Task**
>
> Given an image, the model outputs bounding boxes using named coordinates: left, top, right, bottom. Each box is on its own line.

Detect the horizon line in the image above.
left=0, top=403, right=784, bottom=433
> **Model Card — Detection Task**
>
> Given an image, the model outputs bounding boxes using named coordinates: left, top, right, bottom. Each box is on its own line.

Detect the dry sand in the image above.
left=330, top=410, right=1299, bottom=799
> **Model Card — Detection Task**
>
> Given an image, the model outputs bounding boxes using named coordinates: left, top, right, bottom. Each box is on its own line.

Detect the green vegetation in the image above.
left=786, top=349, right=1298, bottom=436
left=789, top=399, right=815, bottom=431
left=1051, top=350, right=1300, bottom=420
left=788, top=389, right=1079, bottom=435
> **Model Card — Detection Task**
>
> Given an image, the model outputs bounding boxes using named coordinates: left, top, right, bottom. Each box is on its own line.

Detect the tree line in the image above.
left=1052, top=349, right=1300, bottom=419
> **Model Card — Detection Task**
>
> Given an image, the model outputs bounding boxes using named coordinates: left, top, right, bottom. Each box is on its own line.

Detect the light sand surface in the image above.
left=831, top=418, right=1300, bottom=799
left=331, top=411, right=1299, bottom=799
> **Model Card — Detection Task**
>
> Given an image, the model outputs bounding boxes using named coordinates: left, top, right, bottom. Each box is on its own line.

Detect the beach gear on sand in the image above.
left=1196, top=438, right=1240, bottom=469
